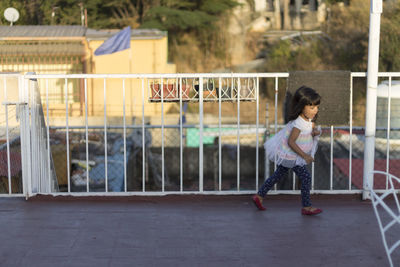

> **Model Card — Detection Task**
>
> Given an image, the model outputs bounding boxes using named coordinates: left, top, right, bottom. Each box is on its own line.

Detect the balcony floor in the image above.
left=0, top=194, right=394, bottom=267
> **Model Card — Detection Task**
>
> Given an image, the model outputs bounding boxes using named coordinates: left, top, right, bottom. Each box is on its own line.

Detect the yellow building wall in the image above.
left=0, top=33, right=177, bottom=122
left=87, top=36, right=176, bottom=120
left=0, top=77, right=19, bottom=134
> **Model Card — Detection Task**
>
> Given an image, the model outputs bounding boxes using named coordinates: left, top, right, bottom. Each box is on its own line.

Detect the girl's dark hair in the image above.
left=287, top=86, right=321, bottom=122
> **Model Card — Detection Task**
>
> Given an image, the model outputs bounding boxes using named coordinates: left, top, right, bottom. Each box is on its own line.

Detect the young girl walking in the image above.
left=252, top=86, right=323, bottom=215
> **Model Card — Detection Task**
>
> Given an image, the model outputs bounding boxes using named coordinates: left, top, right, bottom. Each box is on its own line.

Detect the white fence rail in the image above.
left=0, top=72, right=399, bottom=197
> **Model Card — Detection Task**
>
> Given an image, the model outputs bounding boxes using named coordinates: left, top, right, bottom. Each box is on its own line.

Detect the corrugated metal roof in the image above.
left=0, top=25, right=166, bottom=39
left=0, top=41, right=85, bottom=56
left=0, top=26, right=86, bottom=37
left=0, top=26, right=166, bottom=56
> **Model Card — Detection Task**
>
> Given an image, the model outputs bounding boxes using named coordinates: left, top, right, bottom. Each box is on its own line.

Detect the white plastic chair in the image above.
left=368, top=171, right=400, bottom=267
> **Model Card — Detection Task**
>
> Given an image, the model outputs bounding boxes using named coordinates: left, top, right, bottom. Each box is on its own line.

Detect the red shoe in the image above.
left=252, top=195, right=266, bottom=211
left=301, top=207, right=322, bottom=216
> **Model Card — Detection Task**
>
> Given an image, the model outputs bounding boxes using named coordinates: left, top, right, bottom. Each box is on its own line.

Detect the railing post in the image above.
left=199, top=77, right=204, bottom=192
left=363, top=0, right=382, bottom=200
left=29, top=76, right=38, bottom=195
left=19, top=75, right=32, bottom=199
left=264, top=103, right=269, bottom=182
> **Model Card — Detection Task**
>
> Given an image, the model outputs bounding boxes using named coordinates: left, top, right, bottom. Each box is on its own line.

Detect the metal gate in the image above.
left=1, top=73, right=57, bottom=198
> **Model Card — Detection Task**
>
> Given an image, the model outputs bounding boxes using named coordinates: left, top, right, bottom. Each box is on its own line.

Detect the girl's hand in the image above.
left=303, top=155, right=314, bottom=164
left=312, top=127, right=321, bottom=137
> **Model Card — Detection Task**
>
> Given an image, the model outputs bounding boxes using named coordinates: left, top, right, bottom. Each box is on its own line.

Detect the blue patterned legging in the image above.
left=258, top=165, right=312, bottom=207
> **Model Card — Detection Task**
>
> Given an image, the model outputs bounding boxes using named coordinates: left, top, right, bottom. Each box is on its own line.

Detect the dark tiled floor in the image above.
left=0, top=195, right=394, bottom=267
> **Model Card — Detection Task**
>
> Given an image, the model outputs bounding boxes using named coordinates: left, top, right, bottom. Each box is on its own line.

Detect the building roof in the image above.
left=0, top=41, right=85, bottom=56
left=0, top=25, right=166, bottom=39
left=0, top=26, right=166, bottom=56
left=0, top=25, right=87, bottom=38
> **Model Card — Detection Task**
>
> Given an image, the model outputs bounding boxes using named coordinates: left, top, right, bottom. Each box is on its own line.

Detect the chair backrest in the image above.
left=368, top=171, right=400, bottom=267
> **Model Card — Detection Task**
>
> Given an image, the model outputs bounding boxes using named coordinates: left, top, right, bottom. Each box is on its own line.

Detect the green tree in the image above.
left=48, top=0, right=115, bottom=28
left=323, top=0, right=369, bottom=71
left=380, top=1, right=400, bottom=71
left=139, top=0, right=240, bottom=71
left=263, top=0, right=400, bottom=73
left=325, top=0, right=400, bottom=72
left=0, top=0, right=51, bottom=25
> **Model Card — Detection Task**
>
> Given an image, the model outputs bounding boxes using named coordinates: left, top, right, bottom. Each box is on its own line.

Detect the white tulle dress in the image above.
left=264, top=116, right=321, bottom=168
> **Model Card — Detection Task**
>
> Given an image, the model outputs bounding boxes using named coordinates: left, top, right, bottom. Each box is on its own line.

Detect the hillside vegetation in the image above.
left=2, top=0, right=400, bottom=73
left=0, top=0, right=239, bottom=72
left=2, top=1, right=400, bottom=75
left=264, top=0, right=400, bottom=73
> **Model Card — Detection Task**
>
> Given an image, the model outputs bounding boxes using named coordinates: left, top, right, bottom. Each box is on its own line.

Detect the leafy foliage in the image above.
left=141, top=7, right=215, bottom=31
left=380, top=1, right=400, bottom=71
left=264, top=0, right=400, bottom=73
left=139, top=0, right=240, bottom=71
left=5, top=0, right=400, bottom=74
left=0, top=0, right=239, bottom=72
left=0, top=0, right=114, bottom=27
left=325, top=0, right=400, bottom=72
left=0, top=0, right=47, bottom=25
left=323, top=0, right=369, bottom=71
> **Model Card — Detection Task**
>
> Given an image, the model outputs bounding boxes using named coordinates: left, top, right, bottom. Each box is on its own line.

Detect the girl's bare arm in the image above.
left=311, top=122, right=321, bottom=137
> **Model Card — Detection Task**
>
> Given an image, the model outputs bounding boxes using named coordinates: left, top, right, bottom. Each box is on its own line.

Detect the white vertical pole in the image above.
left=142, top=79, right=145, bottom=192
left=386, top=76, right=391, bottom=190
left=20, top=76, right=31, bottom=198
left=123, top=79, right=127, bottom=192
left=363, top=0, right=382, bottom=200
left=256, top=78, right=260, bottom=191
left=179, top=78, right=183, bottom=192
left=161, top=79, right=165, bottom=192
left=3, top=78, right=11, bottom=194
left=103, top=78, right=108, bottom=192
left=199, top=77, right=204, bottom=192
left=46, top=80, right=51, bottom=193
left=264, top=103, right=269, bottom=187
left=85, top=78, right=89, bottom=192
left=237, top=78, right=240, bottom=191
left=65, top=79, right=70, bottom=193
left=349, top=75, right=354, bottom=190
left=218, top=78, right=222, bottom=191
left=26, top=78, right=33, bottom=197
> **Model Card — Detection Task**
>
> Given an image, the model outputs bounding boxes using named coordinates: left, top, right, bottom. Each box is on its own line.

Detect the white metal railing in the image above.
left=29, top=76, right=58, bottom=194
left=0, top=74, right=24, bottom=197
left=23, top=73, right=270, bottom=196
left=0, top=72, right=399, bottom=197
